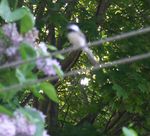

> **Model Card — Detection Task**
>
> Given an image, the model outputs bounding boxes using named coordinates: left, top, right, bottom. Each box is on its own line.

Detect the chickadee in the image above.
left=67, top=24, right=98, bottom=66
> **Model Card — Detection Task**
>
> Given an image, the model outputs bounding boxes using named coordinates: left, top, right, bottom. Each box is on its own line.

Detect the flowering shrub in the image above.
left=0, top=107, right=49, bottom=136
left=0, top=0, right=63, bottom=135
left=1, top=23, right=61, bottom=76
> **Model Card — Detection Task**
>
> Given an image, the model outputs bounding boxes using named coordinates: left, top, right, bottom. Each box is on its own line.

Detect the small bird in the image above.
left=67, top=23, right=99, bottom=66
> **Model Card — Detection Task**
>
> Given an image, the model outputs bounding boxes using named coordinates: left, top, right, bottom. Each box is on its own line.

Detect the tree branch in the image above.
left=95, top=0, right=112, bottom=26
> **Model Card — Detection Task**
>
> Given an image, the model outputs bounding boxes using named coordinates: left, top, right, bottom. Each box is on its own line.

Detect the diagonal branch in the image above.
left=96, top=0, right=112, bottom=26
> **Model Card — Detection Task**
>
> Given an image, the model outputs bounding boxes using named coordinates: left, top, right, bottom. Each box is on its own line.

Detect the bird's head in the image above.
left=67, top=23, right=80, bottom=32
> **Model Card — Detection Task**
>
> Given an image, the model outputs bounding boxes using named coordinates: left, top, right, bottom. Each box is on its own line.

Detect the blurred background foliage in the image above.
left=2, top=0, right=150, bottom=135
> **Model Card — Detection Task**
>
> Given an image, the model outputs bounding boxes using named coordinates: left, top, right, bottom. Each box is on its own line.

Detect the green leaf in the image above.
left=15, top=41, right=37, bottom=83
left=54, top=54, right=65, bottom=60
left=20, top=7, right=35, bottom=33
left=0, top=105, right=12, bottom=116
left=30, top=86, right=45, bottom=100
left=0, top=0, right=26, bottom=22
left=0, top=70, right=19, bottom=101
left=53, top=64, right=64, bottom=79
left=40, top=82, right=59, bottom=103
left=122, top=127, right=138, bottom=136
left=0, top=0, right=11, bottom=21
left=138, top=83, right=147, bottom=93
left=0, top=69, right=19, bottom=87
left=19, top=43, right=36, bottom=60
left=16, top=68, right=26, bottom=83
left=15, top=66, right=37, bottom=85
left=9, top=0, right=18, bottom=9
left=8, top=8, right=27, bottom=22
left=47, top=45, right=57, bottom=51
left=15, top=42, right=37, bottom=84
left=0, top=90, right=18, bottom=102
left=0, top=83, right=4, bottom=90
left=0, top=0, right=34, bottom=32
left=18, top=43, right=36, bottom=79
left=112, top=84, right=128, bottom=99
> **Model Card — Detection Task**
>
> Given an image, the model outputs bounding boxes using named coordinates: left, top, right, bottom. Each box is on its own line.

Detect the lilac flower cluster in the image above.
left=2, top=23, right=38, bottom=58
left=2, top=23, right=23, bottom=46
left=1, top=23, right=61, bottom=76
left=0, top=108, right=50, bottom=136
left=23, top=28, right=39, bottom=46
left=36, top=58, right=61, bottom=76
left=36, top=42, right=61, bottom=76
left=0, top=114, right=16, bottom=136
left=14, top=111, right=36, bottom=136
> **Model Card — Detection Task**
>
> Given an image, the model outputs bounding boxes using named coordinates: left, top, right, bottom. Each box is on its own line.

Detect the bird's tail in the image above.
left=83, top=47, right=99, bottom=66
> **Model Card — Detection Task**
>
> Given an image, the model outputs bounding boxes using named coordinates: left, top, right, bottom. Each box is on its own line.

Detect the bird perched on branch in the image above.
left=67, top=23, right=99, bottom=66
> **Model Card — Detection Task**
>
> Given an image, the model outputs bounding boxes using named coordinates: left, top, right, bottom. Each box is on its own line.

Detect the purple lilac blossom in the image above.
left=2, top=23, right=22, bottom=57
left=2, top=23, right=39, bottom=58
left=22, top=107, right=50, bottom=136
left=2, top=23, right=23, bottom=46
left=5, top=46, right=18, bottom=57
left=35, top=42, right=61, bottom=76
left=36, top=58, right=61, bottom=76
left=37, top=42, right=49, bottom=55
left=14, top=111, right=36, bottom=136
left=0, top=114, right=16, bottom=136
left=0, top=107, right=50, bottom=136
left=0, top=40, right=7, bottom=54
left=23, top=28, right=39, bottom=46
